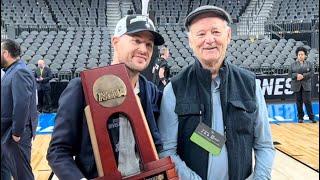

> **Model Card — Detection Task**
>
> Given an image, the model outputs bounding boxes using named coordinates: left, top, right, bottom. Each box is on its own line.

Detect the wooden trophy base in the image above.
left=95, top=157, right=178, bottom=180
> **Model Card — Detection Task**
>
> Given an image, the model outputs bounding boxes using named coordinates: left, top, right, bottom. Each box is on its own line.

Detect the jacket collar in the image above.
left=3, top=59, right=20, bottom=72
left=192, top=58, right=229, bottom=87
left=138, top=74, right=147, bottom=100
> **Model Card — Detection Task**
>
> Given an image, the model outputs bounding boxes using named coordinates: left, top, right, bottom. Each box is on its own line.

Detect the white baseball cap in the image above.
left=114, top=15, right=164, bottom=46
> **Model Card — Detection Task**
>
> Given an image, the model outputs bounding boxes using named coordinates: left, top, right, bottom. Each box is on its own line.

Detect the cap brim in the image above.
left=126, top=29, right=165, bottom=46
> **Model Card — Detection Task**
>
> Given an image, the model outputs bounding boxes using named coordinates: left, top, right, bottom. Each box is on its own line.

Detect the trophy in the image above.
left=80, top=64, right=177, bottom=180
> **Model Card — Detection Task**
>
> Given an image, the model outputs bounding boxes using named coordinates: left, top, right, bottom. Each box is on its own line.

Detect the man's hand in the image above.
left=158, top=68, right=165, bottom=79
left=297, top=74, right=304, bottom=80
left=37, top=77, right=43, bottom=81
left=159, top=68, right=167, bottom=85
left=12, top=135, right=21, bottom=142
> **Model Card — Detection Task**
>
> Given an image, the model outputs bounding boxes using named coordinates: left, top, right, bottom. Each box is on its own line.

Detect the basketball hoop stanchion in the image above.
left=80, top=64, right=178, bottom=180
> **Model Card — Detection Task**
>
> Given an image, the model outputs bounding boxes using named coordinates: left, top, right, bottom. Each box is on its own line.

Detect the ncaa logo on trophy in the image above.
left=93, top=75, right=127, bottom=108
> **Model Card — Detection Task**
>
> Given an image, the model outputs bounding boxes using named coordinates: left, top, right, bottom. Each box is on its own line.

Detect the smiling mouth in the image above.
left=203, top=47, right=217, bottom=51
left=134, top=56, right=147, bottom=62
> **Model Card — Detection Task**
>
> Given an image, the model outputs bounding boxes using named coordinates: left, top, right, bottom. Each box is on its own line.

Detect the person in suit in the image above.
left=46, top=15, right=165, bottom=179
left=1, top=39, right=38, bottom=180
left=288, top=46, right=315, bottom=123
left=35, top=59, right=53, bottom=113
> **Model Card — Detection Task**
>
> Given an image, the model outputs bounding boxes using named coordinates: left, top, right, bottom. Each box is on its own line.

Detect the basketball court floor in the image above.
left=31, top=101, right=319, bottom=179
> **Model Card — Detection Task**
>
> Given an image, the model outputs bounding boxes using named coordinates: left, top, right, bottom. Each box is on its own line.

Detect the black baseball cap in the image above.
left=185, top=5, right=232, bottom=31
left=114, top=15, right=164, bottom=46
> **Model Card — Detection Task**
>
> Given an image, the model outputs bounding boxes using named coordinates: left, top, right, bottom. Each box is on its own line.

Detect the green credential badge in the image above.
left=190, top=122, right=226, bottom=156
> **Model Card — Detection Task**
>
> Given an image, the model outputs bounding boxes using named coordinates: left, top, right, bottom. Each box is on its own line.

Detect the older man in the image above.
left=158, top=5, right=275, bottom=180
left=46, top=15, right=164, bottom=180
left=35, top=59, right=53, bottom=112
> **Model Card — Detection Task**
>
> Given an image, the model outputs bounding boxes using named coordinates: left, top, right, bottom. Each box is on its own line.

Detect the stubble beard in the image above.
left=1, top=56, right=8, bottom=68
left=125, top=63, right=143, bottom=77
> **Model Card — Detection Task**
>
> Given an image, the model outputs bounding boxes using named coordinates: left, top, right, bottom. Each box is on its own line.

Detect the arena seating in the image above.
left=1, top=0, right=58, bottom=33
left=143, top=0, right=250, bottom=26
left=15, top=26, right=112, bottom=81
left=269, top=0, right=319, bottom=22
left=265, top=0, right=319, bottom=34
left=1, top=0, right=319, bottom=81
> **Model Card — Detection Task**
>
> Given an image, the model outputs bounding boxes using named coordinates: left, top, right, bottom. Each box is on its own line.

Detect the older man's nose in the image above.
left=204, top=34, right=215, bottom=44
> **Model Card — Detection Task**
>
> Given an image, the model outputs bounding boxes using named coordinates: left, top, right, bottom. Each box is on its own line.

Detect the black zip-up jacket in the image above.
left=171, top=59, right=256, bottom=180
